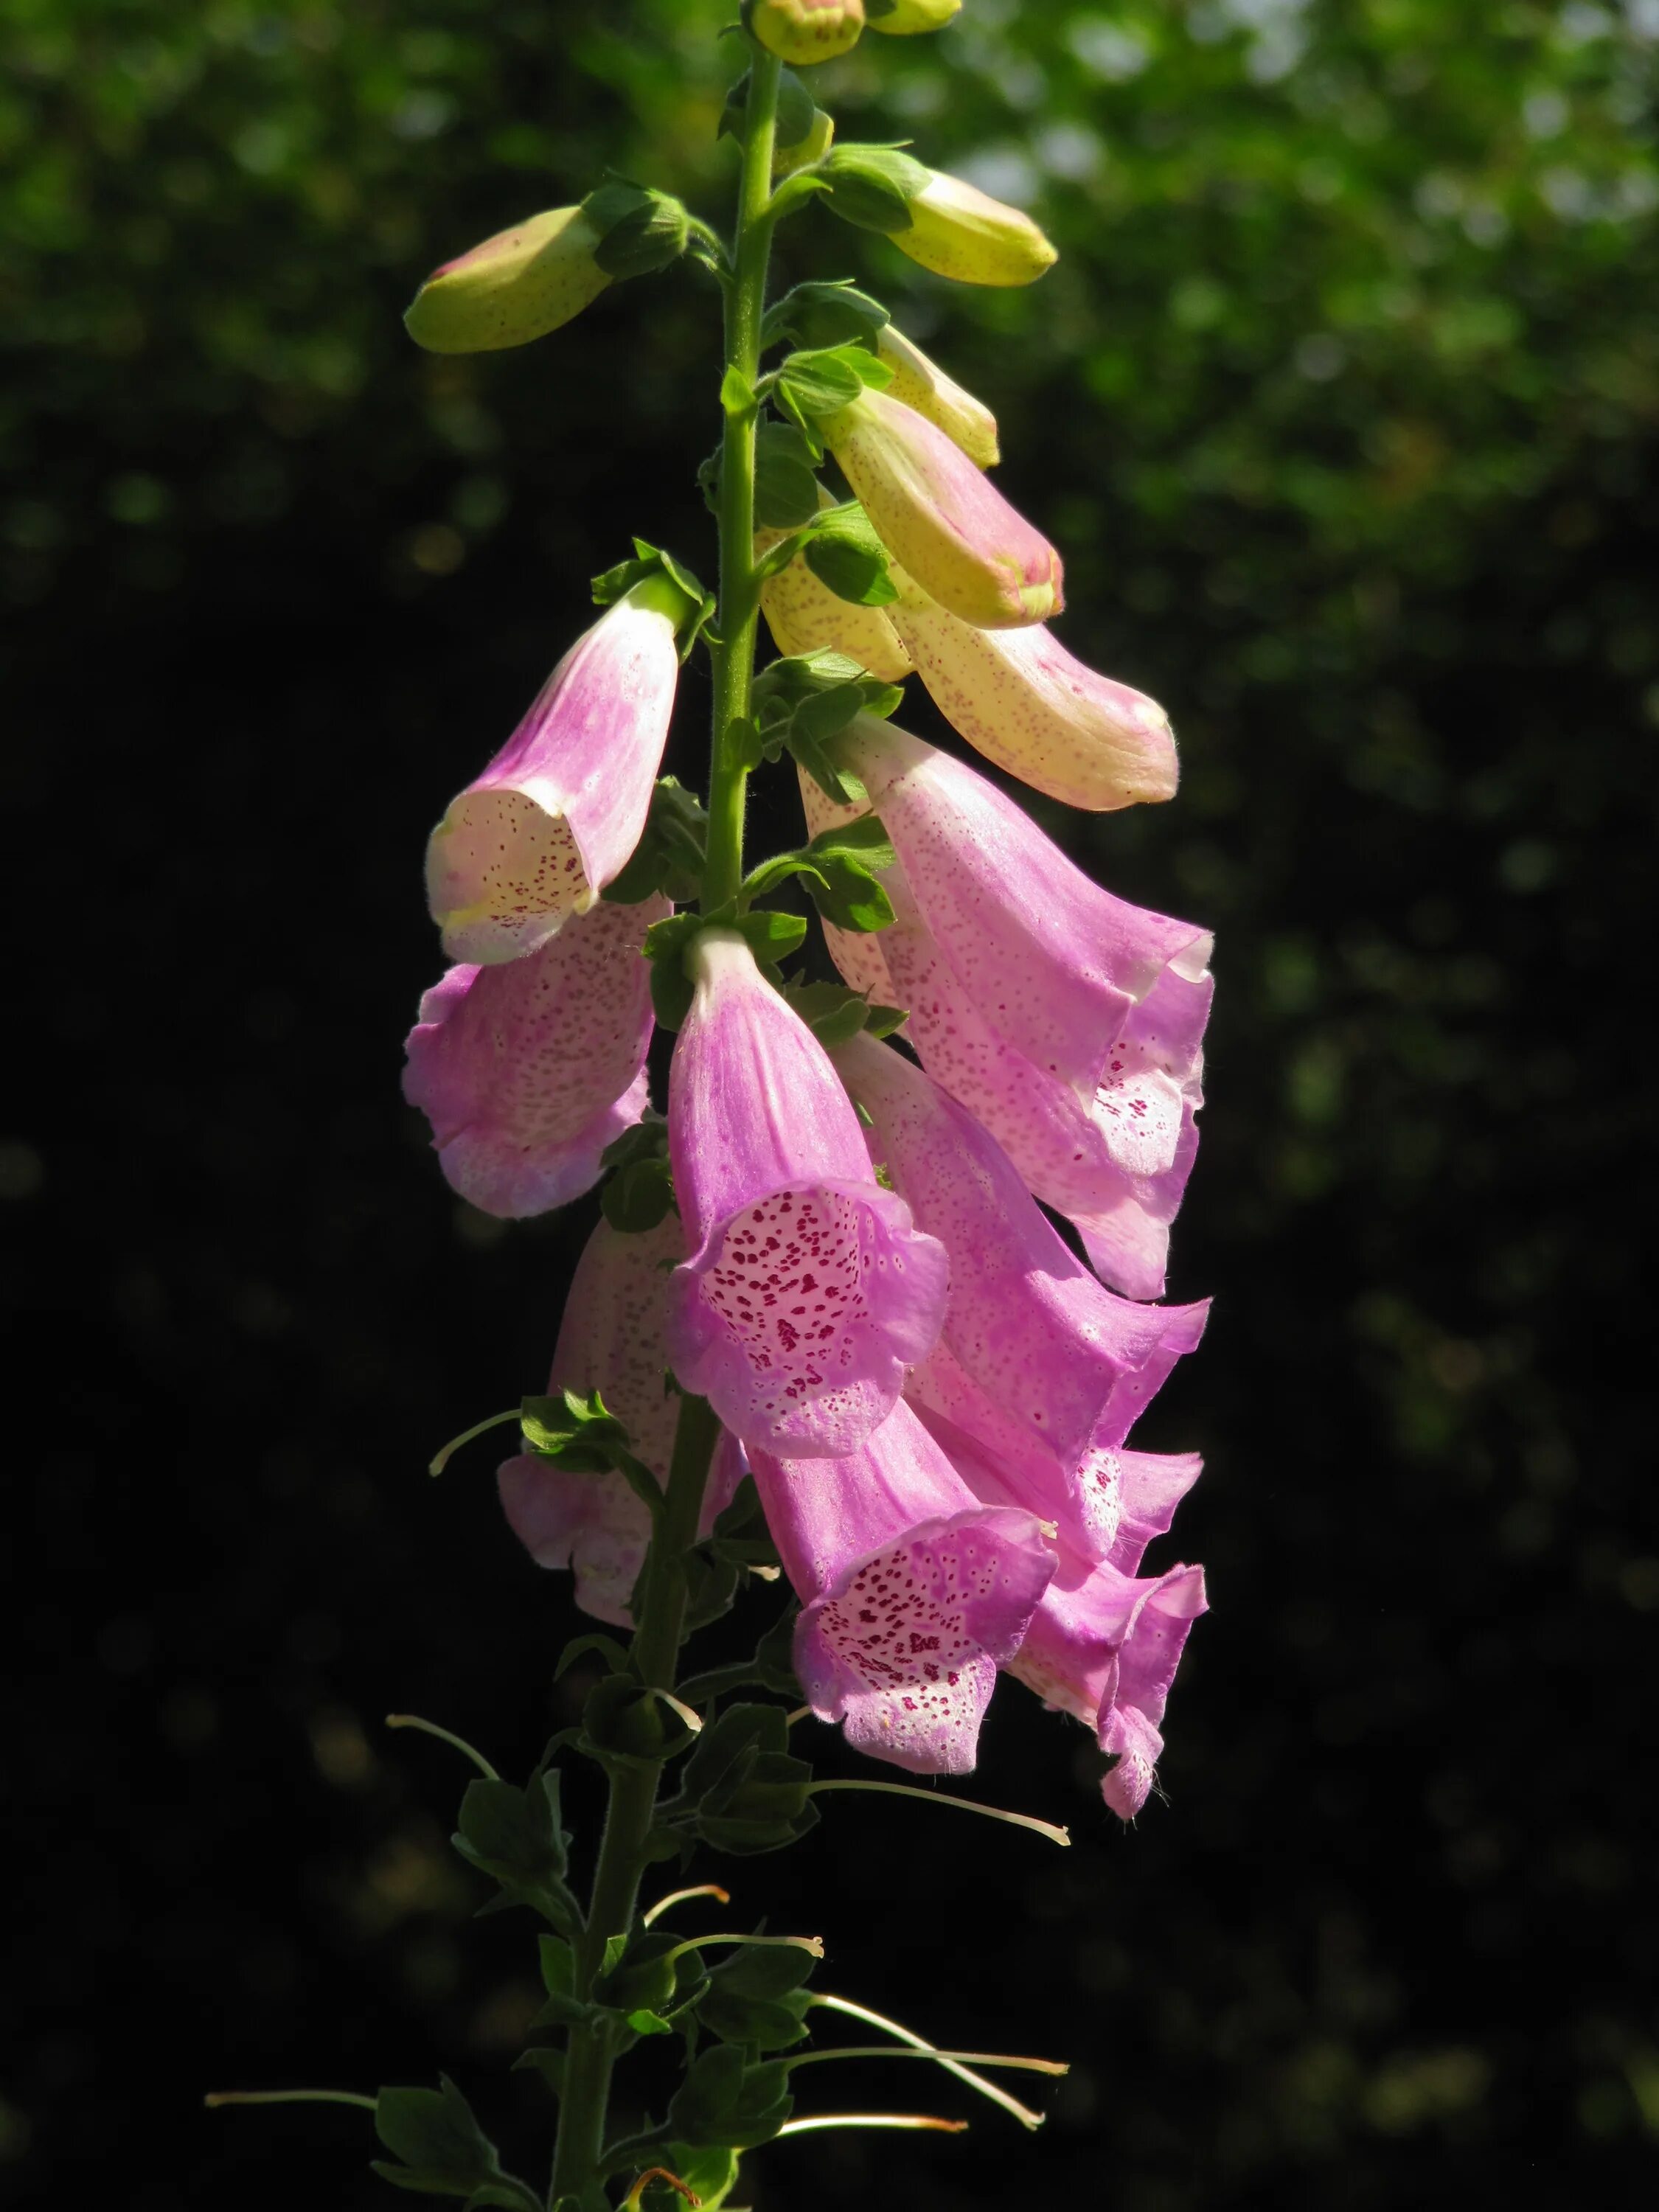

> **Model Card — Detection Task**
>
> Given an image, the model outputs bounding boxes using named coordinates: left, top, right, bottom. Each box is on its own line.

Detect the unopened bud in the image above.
left=747, top=0, right=866, bottom=66
left=866, top=0, right=962, bottom=31
left=404, top=206, right=609, bottom=354
left=875, top=326, right=999, bottom=467
left=895, top=170, right=1058, bottom=287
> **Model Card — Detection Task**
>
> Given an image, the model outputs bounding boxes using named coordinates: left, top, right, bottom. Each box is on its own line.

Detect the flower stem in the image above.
left=547, top=1389, right=723, bottom=2205
left=703, top=44, right=783, bottom=913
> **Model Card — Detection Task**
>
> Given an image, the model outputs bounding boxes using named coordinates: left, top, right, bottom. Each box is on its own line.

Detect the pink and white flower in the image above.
left=402, top=891, right=667, bottom=1218
left=663, top=929, right=948, bottom=1458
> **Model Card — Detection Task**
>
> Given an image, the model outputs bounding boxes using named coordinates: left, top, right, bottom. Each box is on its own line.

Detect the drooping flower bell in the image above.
left=873, top=325, right=1000, bottom=467
left=801, top=722, right=1213, bottom=1298
left=498, top=1214, right=742, bottom=1627
left=748, top=0, right=866, bottom=66
left=889, top=567, right=1179, bottom=810
left=923, top=1404, right=1206, bottom=1818
left=748, top=1398, right=1054, bottom=1773
left=663, top=929, right=948, bottom=1458
left=403, top=892, right=668, bottom=1218
left=836, top=1033, right=1208, bottom=1560
left=823, top=389, right=1062, bottom=628
left=404, top=206, right=611, bottom=354
left=425, top=573, right=692, bottom=965
left=892, top=169, right=1058, bottom=288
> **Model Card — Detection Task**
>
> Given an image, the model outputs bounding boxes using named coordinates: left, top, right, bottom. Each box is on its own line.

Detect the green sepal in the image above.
left=597, top=1113, right=678, bottom=1236
left=762, top=279, right=890, bottom=355
left=580, top=1675, right=697, bottom=1768
left=681, top=1548, right=742, bottom=1635
left=773, top=341, right=893, bottom=425
left=580, top=177, right=691, bottom=280
left=802, top=501, right=898, bottom=607
left=751, top=1604, right=805, bottom=1700
left=696, top=1938, right=816, bottom=2051
left=511, top=2047, right=565, bottom=2098
left=372, top=2079, right=541, bottom=2209
left=644, top=907, right=808, bottom=1032
left=451, top=1764, right=577, bottom=1930
left=864, top=1001, right=909, bottom=1039
left=799, top=812, right=897, bottom=933
left=594, top=1928, right=710, bottom=2018
left=753, top=420, right=823, bottom=529
left=778, top=979, right=883, bottom=1048
left=720, top=363, right=756, bottom=417
left=720, top=63, right=816, bottom=153
left=815, top=145, right=930, bottom=235
left=554, top=1632, right=635, bottom=1683
left=750, top=650, right=901, bottom=804
left=520, top=1388, right=661, bottom=1516
left=603, top=779, right=709, bottom=907
left=642, top=2147, right=740, bottom=2211
left=591, top=540, right=715, bottom=662
left=657, top=1703, right=818, bottom=1857
left=667, top=2045, right=794, bottom=2152
left=538, top=1934, right=577, bottom=2000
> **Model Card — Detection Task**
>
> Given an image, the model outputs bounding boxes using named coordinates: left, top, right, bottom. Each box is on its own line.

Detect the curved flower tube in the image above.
left=498, top=1215, right=742, bottom=1626
left=402, top=892, right=668, bottom=1218
left=837, top=1032, right=1208, bottom=1560
left=823, top=389, right=1062, bottom=629
left=748, top=1399, right=1054, bottom=1774
left=664, top=929, right=948, bottom=1458
left=756, top=504, right=914, bottom=684
left=425, top=574, right=689, bottom=964
left=404, top=206, right=611, bottom=355
left=873, top=326, right=1000, bottom=467
left=893, top=170, right=1059, bottom=288
left=889, top=570, right=1178, bottom=810
left=801, top=724, right=1213, bottom=1298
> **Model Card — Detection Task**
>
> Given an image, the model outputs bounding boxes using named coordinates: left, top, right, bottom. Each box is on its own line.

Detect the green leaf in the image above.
left=720, top=64, right=815, bottom=153
left=554, top=1632, right=633, bottom=1683
left=753, top=420, right=822, bottom=529
left=627, top=2008, right=675, bottom=2037
left=372, top=2079, right=538, bottom=2208
left=762, top=280, right=891, bottom=355
left=778, top=979, right=880, bottom=1048
left=667, top=2045, right=794, bottom=2152
left=598, top=1112, right=678, bottom=1234
left=657, top=1703, right=818, bottom=1857
left=775, top=343, right=891, bottom=422
left=815, top=145, right=930, bottom=236
left=451, top=1766, right=574, bottom=1926
left=538, top=1935, right=577, bottom=2000
left=863, top=1002, right=909, bottom=1040
left=731, top=909, right=809, bottom=964
left=603, top=776, right=709, bottom=905
left=645, top=2148, right=740, bottom=2211
left=697, top=1936, right=817, bottom=2051
left=801, top=502, right=899, bottom=608
left=720, top=363, right=755, bottom=417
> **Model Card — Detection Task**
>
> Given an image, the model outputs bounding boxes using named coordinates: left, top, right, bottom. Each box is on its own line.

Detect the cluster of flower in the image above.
left=403, top=306, right=1212, bottom=1825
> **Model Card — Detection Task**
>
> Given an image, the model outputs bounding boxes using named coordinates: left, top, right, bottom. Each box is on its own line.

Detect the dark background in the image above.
left=5, top=2, right=1657, bottom=2207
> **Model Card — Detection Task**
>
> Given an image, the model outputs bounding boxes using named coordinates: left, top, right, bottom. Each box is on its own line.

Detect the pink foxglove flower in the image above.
left=801, top=723, right=1213, bottom=1299
left=748, top=1399, right=1054, bottom=1774
left=889, top=573, right=1179, bottom=811
left=498, top=1214, right=740, bottom=1626
left=838, top=1032, right=1207, bottom=1560
left=823, top=389, right=1062, bottom=629
left=425, top=575, right=688, bottom=965
left=923, top=1403, right=1206, bottom=1818
left=664, top=928, right=948, bottom=1457
left=403, top=891, right=667, bottom=1218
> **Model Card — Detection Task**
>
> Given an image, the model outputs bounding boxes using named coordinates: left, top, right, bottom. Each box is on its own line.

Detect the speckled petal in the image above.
left=824, top=390, right=1062, bottom=628
left=756, top=501, right=914, bottom=683
left=891, top=583, right=1179, bottom=811
left=425, top=580, right=684, bottom=964
left=874, top=326, right=1000, bottom=467
left=749, top=1399, right=1054, bottom=1774
left=664, top=931, right=947, bottom=1457
left=403, top=892, right=667, bottom=1218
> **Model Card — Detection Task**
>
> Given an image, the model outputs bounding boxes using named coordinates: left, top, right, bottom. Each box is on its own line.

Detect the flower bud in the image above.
left=747, top=0, right=865, bottom=66
left=894, top=170, right=1058, bottom=288
left=874, top=324, right=999, bottom=467
left=824, top=389, right=1062, bottom=627
left=866, top=0, right=962, bottom=30
left=757, top=491, right=914, bottom=681
left=404, top=206, right=610, bottom=355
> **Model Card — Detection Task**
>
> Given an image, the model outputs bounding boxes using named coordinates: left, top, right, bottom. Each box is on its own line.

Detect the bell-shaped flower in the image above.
left=664, top=928, right=948, bottom=1458
left=404, top=206, right=611, bottom=354
left=498, top=1215, right=742, bottom=1626
left=403, top=891, right=668, bottom=1218
left=838, top=1033, right=1208, bottom=1561
left=748, top=1399, right=1054, bottom=1774
left=823, top=389, right=1062, bottom=629
left=756, top=506, right=914, bottom=684
left=867, top=0, right=962, bottom=33
left=889, top=569, right=1179, bottom=810
left=425, top=574, right=690, bottom=965
left=874, top=326, right=1000, bottom=467
left=801, top=722, right=1213, bottom=1298
left=893, top=170, right=1059, bottom=288
left=749, top=0, right=866, bottom=66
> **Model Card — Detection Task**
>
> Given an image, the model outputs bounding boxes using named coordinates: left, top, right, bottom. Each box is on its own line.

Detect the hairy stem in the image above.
left=703, top=45, right=783, bottom=912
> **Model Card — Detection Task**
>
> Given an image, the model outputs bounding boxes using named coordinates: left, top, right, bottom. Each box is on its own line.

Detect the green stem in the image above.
left=703, top=45, right=784, bottom=913
left=547, top=1391, right=723, bottom=2206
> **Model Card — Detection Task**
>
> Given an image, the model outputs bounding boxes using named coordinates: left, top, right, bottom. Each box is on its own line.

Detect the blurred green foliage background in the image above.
left=4, top=3, right=1656, bottom=2208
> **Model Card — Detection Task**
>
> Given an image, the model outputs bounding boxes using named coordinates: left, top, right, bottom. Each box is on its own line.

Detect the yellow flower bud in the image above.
left=404, top=207, right=610, bottom=354
left=748, top=0, right=866, bottom=67
left=867, top=0, right=963, bottom=32
left=894, top=171, right=1058, bottom=288
left=874, top=325, right=1000, bottom=467
left=757, top=494, right=915, bottom=683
